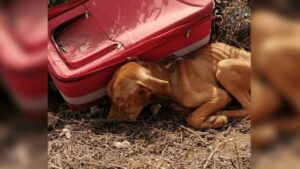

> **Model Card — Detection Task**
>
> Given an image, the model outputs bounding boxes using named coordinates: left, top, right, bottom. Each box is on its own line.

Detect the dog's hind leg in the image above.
left=215, top=59, right=251, bottom=121
left=186, top=88, right=231, bottom=129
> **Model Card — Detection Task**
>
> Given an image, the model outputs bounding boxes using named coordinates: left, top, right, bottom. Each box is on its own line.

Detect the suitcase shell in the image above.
left=48, top=0, right=214, bottom=110
left=0, top=3, right=47, bottom=117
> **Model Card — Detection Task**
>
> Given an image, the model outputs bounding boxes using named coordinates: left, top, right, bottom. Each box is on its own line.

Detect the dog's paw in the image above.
left=213, top=115, right=228, bottom=128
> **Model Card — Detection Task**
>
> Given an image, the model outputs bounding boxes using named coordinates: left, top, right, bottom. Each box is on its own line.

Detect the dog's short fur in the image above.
left=251, top=10, right=300, bottom=147
left=106, top=43, right=251, bottom=129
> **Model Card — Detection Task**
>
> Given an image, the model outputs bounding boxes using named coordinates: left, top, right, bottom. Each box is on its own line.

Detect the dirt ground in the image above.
left=48, top=0, right=251, bottom=168
left=48, top=101, right=250, bottom=169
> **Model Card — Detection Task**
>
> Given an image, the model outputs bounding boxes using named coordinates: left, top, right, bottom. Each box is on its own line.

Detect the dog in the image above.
left=252, top=9, right=300, bottom=147
left=106, top=43, right=251, bottom=129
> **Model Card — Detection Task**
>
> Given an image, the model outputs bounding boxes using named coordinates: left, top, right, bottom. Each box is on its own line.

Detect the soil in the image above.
left=48, top=98, right=250, bottom=169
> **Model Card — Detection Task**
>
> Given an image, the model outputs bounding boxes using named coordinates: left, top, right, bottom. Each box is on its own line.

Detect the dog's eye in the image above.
left=139, top=89, right=146, bottom=95
left=139, top=89, right=149, bottom=98
left=115, top=97, right=123, bottom=103
left=119, top=102, right=129, bottom=109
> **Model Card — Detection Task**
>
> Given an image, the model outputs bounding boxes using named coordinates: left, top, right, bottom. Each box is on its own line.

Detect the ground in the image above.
left=48, top=0, right=251, bottom=168
left=48, top=103, right=250, bottom=169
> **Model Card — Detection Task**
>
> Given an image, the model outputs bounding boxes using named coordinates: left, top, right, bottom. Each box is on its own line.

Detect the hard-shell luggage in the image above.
left=48, top=0, right=214, bottom=109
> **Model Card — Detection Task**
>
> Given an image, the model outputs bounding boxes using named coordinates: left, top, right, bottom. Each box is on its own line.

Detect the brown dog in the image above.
left=251, top=10, right=300, bottom=147
left=106, top=43, right=251, bottom=129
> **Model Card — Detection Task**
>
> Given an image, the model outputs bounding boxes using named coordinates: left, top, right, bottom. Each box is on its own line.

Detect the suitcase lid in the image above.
left=0, top=0, right=47, bottom=72
left=86, top=0, right=213, bottom=47
left=48, top=0, right=213, bottom=80
left=51, top=9, right=123, bottom=68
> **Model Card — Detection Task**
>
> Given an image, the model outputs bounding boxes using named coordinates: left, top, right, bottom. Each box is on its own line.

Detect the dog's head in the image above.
left=106, top=62, right=169, bottom=121
left=106, top=62, right=152, bottom=121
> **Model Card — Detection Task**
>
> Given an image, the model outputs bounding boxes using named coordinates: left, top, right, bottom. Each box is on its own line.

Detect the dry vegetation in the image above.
left=48, top=106, right=250, bottom=169
left=48, top=0, right=251, bottom=168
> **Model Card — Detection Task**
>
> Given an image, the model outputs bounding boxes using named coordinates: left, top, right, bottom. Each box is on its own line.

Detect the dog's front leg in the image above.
left=186, top=88, right=231, bottom=129
left=163, top=101, right=192, bottom=116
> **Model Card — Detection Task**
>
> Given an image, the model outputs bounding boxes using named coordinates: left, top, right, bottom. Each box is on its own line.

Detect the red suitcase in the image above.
left=48, top=0, right=214, bottom=110
left=0, top=1, right=47, bottom=117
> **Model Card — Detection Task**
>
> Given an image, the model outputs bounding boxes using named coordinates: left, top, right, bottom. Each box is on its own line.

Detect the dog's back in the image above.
left=195, top=42, right=250, bottom=62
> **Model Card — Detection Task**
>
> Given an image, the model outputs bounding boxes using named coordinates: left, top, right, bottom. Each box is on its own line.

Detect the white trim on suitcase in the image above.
left=60, top=87, right=106, bottom=105
left=12, top=93, right=47, bottom=111
left=61, top=34, right=210, bottom=105
left=173, top=33, right=210, bottom=56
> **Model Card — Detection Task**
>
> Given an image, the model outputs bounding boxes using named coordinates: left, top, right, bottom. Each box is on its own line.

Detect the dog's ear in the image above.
left=136, top=80, right=152, bottom=98
left=147, top=76, right=169, bottom=87
left=137, top=80, right=150, bottom=90
left=137, top=77, right=169, bottom=93
left=126, top=57, right=139, bottom=62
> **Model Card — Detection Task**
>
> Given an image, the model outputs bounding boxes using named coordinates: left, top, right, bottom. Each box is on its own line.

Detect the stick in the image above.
left=156, top=139, right=167, bottom=169
left=179, top=125, right=206, bottom=145
left=241, top=115, right=251, bottom=122
left=203, top=143, right=222, bottom=169
left=234, top=142, right=242, bottom=169
left=48, top=162, right=63, bottom=169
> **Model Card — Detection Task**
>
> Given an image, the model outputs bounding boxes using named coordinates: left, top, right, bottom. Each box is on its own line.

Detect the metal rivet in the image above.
left=85, top=11, right=89, bottom=19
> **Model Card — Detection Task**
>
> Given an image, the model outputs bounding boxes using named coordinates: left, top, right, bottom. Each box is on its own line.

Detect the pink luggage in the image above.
left=0, top=1, right=47, bottom=117
left=48, top=0, right=214, bottom=110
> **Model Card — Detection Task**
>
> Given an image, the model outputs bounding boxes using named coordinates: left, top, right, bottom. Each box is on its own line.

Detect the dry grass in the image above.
left=48, top=0, right=251, bottom=168
left=211, top=0, right=251, bottom=51
left=48, top=104, right=250, bottom=169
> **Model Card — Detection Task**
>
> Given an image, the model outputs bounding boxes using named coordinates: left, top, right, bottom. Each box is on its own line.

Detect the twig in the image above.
left=241, top=115, right=251, bottom=122
left=203, top=143, right=222, bottom=169
left=156, top=139, right=168, bottom=169
left=179, top=125, right=206, bottom=145
left=234, top=142, right=242, bottom=169
left=48, top=162, right=62, bottom=169
left=213, top=155, right=216, bottom=169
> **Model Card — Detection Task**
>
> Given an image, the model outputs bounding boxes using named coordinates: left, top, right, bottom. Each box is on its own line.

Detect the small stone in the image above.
left=240, top=144, right=247, bottom=150
left=59, top=127, right=72, bottom=139
left=89, top=105, right=104, bottom=117
left=64, top=125, right=74, bottom=130
left=65, top=131, right=72, bottom=139
left=113, top=141, right=131, bottom=149
left=90, top=105, right=101, bottom=114
left=150, top=103, right=162, bottom=115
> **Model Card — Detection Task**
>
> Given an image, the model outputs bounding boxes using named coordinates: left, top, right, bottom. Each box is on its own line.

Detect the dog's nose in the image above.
left=106, top=112, right=117, bottom=120
left=128, top=114, right=138, bottom=122
left=107, top=110, right=125, bottom=121
left=107, top=104, right=119, bottom=119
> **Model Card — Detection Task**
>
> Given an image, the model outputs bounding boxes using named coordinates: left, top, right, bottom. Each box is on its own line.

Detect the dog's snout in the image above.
left=106, top=105, right=119, bottom=119
left=128, top=114, right=138, bottom=122
left=106, top=111, right=115, bottom=119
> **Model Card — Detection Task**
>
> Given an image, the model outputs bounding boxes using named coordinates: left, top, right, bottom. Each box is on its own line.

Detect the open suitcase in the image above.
left=48, top=0, right=214, bottom=110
